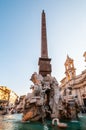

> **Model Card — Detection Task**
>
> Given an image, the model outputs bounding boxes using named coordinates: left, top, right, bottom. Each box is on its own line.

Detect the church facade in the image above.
left=60, top=53, right=86, bottom=106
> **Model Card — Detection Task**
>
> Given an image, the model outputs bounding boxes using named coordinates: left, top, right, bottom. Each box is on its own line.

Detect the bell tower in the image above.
left=64, top=55, right=76, bottom=81
left=38, top=10, right=52, bottom=77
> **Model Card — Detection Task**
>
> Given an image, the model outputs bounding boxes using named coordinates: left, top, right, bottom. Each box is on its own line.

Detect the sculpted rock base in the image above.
left=16, top=72, right=80, bottom=122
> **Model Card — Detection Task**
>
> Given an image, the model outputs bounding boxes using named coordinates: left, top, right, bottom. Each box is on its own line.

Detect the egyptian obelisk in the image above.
left=38, top=10, right=52, bottom=76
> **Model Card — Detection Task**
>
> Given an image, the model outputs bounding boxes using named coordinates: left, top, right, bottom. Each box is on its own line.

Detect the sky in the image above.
left=0, top=0, right=86, bottom=96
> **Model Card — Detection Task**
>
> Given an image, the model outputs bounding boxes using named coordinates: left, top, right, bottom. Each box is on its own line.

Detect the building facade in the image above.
left=60, top=54, right=86, bottom=106
left=0, top=86, right=18, bottom=105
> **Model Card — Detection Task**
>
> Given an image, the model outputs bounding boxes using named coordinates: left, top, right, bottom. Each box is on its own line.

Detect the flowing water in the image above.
left=0, top=113, right=86, bottom=130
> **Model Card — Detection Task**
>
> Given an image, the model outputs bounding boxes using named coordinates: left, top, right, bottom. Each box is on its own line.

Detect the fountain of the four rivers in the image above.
left=0, top=10, right=86, bottom=130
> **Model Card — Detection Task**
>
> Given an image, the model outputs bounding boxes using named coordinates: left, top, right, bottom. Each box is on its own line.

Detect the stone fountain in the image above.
left=15, top=72, right=80, bottom=123
left=22, top=72, right=60, bottom=122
